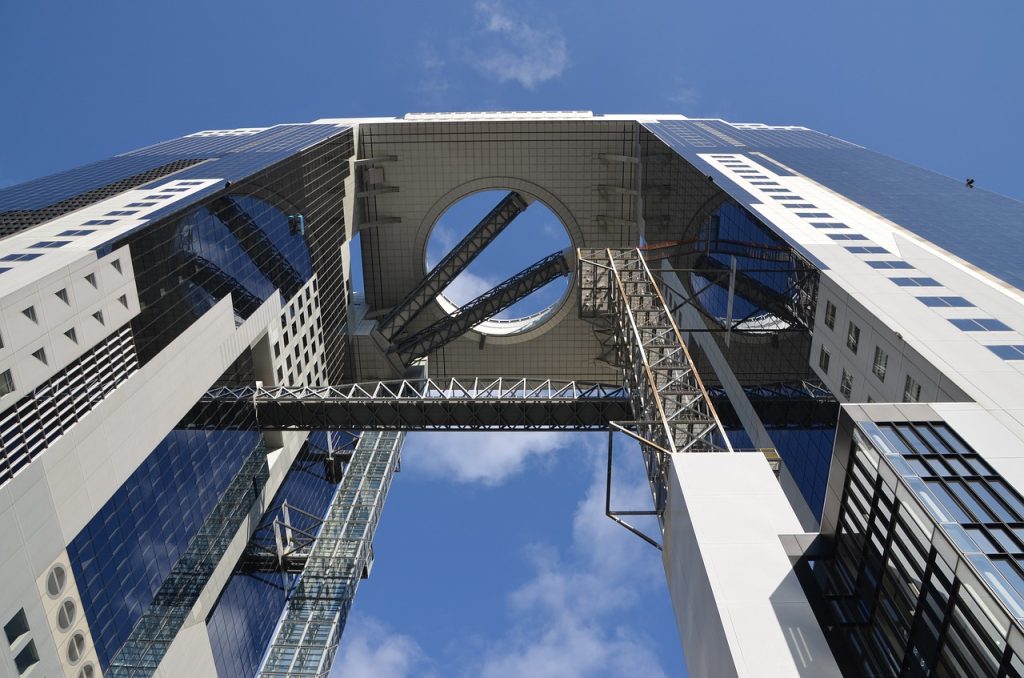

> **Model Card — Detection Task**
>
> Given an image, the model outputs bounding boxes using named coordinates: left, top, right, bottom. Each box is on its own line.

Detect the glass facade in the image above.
left=645, top=119, right=1024, bottom=292
left=207, top=432, right=353, bottom=678
left=805, top=420, right=1024, bottom=676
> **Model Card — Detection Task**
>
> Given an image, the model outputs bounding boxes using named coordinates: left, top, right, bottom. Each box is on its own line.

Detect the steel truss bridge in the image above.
left=177, top=248, right=832, bottom=678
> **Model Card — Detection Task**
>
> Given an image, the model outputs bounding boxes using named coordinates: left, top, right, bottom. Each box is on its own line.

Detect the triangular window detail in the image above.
left=22, top=306, right=37, bottom=323
left=31, top=348, right=47, bottom=365
left=64, top=328, right=78, bottom=344
left=117, top=294, right=128, bottom=308
left=92, top=310, right=104, bottom=325
left=55, top=288, right=69, bottom=304
left=85, top=273, right=97, bottom=288
left=111, top=259, right=122, bottom=274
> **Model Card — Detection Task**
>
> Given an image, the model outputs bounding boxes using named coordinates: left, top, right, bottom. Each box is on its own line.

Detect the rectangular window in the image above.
left=126, top=202, right=156, bottom=207
left=847, top=321, right=860, bottom=353
left=988, top=345, right=1024, bottom=361
left=0, top=369, right=14, bottom=397
left=771, top=194, right=803, bottom=200
left=890, top=277, right=941, bottom=287
left=104, top=210, right=138, bottom=216
left=29, top=240, right=70, bottom=249
left=949, top=318, right=1012, bottom=332
left=841, top=369, right=854, bottom=399
left=796, top=212, right=833, bottom=218
left=919, top=296, right=974, bottom=308
left=82, top=219, right=116, bottom=226
left=0, top=253, right=42, bottom=262
left=867, top=260, right=914, bottom=269
left=903, top=374, right=922, bottom=402
left=824, top=300, right=837, bottom=330
left=828, top=233, right=869, bottom=241
left=873, top=346, right=888, bottom=381
left=785, top=204, right=818, bottom=209
left=58, top=229, right=96, bottom=236
left=811, top=222, right=849, bottom=229
left=846, top=246, right=888, bottom=254
left=819, top=346, right=831, bottom=374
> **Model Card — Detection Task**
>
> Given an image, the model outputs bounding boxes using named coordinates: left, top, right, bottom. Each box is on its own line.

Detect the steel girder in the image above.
left=578, top=248, right=732, bottom=515
left=186, top=378, right=631, bottom=431
left=707, top=381, right=840, bottom=430
left=391, top=249, right=572, bottom=364
left=377, top=191, right=529, bottom=342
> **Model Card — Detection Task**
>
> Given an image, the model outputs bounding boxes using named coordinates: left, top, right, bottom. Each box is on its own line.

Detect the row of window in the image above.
left=820, top=299, right=923, bottom=403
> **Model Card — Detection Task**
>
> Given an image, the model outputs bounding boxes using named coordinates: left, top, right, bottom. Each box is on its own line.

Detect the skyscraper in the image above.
left=0, top=112, right=1022, bottom=677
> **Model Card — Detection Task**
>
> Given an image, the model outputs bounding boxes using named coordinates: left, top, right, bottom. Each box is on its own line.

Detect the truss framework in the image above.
left=189, top=378, right=631, bottom=431
left=377, top=191, right=528, bottom=343
left=578, top=247, right=732, bottom=514
left=260, top=431, right=402, bottom=678
left=391, top=249, right=571, bottom=363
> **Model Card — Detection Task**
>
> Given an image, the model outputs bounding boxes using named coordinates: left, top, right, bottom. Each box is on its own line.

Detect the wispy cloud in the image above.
left=472, top=1, right=568, bottom=89
left=331, top=618, right=434, bottom=678
left=667, top=84, right=701, bottom=113
left=403, top=431, right=570, bottom=485
left=472, top=438, right=669, bottom=677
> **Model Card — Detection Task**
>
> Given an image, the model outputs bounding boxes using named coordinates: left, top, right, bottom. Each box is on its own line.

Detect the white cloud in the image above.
left=403, top=431, right=570, bottom=485
left=667, top=82, right=701, bottom=113
left=472, top=1, right=568, bottom=88
left=444, top=269, right=496, bottom=305
left=331, top=618, right=433, bottom=678
left=471, top=441, right=669, bottom=677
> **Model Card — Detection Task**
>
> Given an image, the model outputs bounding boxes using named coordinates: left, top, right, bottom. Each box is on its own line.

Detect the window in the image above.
left=903, top=374, right=922, bottom=402
left=0, top=369, right=14, bottom=397
left=126, top=202, right=156, bottom=207
left=847, top=322, right=860, bottom=353
left=111, top=259, right=122, bottom=274
left=890, top=277, right=940, bottom=287
left=82, top=219, right=116, bottom=226
left=64, top=328, right=78, bottom=343
left=55, top=288, right=70, bottom=304
left=4, top=608, right=29, bottom=645
left=22, top=306, right=37, bottom=323
left=58, top=229, right=96, bottom=236
left=824, top=300, right=836, bottom=330
left=92, top=310, right=104, bottom=325
left=811, top=222, right=849, bottom=229
left=818, top=346, right=831, bottom=373
left=872, top=346, right=888, bottom=381
left=84, top=273, right=97, bottom=288
left=46, top=565, right=67, bottom=597
left=772, top=194, right=804, bottom=200
left=67, top=632, right=86, bottom=664
left=30, top=240, right=70, bottom=248
left=827, top=233, right=869, bottom=241
left=78, top=663, right=96, bottom=678
left=14, top=640, right=39, bottom=675
left=919, top=296, right=973, bottom=308
left=867, top=260, right=914, bottom=269
left=56, top=599, right=76, bottom=632
left=104, top=210, right=137, bottom=216
left=1, top=253, right=43, bottom=262
left=797, top=212, right=832, bottom=218
left=988, top=345, right=1024, bottom=361
left=846, top=246, right=888, bottom=254
left=840, top=369, right=854, bottom=399
left=31, top=348, right=47, bottom=365
left=117, top=294, right=128, bottom=308
left=950, top=318, right=1011, bottom=331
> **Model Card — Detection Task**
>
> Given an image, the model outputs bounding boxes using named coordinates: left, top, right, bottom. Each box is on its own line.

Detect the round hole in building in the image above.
left=46, top=564, right=67, bottom=598
left=425, top=190, right=573, bottom=337
left=67, top=632, right=86, bottom=664
left=78, top=662, right=96, bottom=678
left=57, top=599, right=76, bottom=632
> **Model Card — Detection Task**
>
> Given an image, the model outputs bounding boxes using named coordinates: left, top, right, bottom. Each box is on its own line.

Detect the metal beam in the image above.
left=391, top=249, right=571, bottom=363
left=377, top=191, right=529, bottom=342
left=210, top=196, right=306, bottom=299
left=184, top=378, right=631, bottom=431
left=707, top=382, right=839, bottom=430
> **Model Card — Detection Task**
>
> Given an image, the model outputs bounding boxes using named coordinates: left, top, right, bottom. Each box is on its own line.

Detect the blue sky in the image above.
left=2, top=1, right=1022, bottom=676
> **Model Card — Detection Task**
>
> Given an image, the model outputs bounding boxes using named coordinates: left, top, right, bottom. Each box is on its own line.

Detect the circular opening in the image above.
left=57, top=599, right=77, bottom=632
left=67, top=632, right=86, bottom=665
left=46, top=565, right=67, bottom=598
left=78, top=664, right=96, bottom=678
left=426, top=190, right=572, bottom=336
